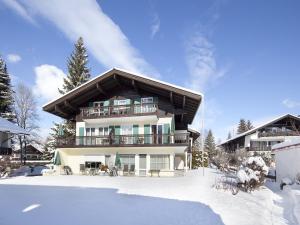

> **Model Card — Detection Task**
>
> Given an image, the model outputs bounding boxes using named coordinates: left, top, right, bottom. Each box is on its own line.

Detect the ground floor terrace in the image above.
left=56, top=146, right=191, bottom=176
left=0, top=169, right=298, bottom=225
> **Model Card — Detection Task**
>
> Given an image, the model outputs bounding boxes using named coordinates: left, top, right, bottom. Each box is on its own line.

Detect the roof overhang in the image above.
left=43, top=68, right=203, bottom=124
left=219, top=114, right=300, bottom=146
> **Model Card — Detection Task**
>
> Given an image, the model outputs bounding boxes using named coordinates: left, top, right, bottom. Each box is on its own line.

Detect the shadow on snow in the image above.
left=0, top=184, right=224, bottom=225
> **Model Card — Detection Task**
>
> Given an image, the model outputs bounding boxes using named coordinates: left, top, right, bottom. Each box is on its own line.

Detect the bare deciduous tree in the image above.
left=13, top=83, right=39, bottom=164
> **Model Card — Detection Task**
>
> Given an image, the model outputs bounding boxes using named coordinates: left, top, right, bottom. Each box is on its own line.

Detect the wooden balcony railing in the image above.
left=258, top=130, right=299, bottom=138
left=249, top=146, right=272, bottom=152
left=56, top=133, right=189, bottom=148
left=80, top=103, right=158, bottom=119
left=0, top=147, right=12, bottom=155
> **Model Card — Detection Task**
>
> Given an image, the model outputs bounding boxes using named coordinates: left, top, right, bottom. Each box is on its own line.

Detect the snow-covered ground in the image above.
left=0, top=168, right=298, bottom=225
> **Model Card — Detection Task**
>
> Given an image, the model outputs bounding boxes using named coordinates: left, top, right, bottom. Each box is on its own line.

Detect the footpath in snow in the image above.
left=0, top=168, right=295, bottom=225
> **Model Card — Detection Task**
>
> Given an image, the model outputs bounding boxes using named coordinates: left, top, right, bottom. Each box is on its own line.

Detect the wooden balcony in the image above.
left=56, top=133, right=190, bottom=148
left=258, top=130, right=299, bottom=138
left=0, top=147, right=12, bottom=155
left=80, top=103, right=158, bottom=119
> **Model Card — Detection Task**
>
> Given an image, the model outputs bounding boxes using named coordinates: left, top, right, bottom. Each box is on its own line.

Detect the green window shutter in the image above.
left=163, top=124, right=170, bottom=144
left=79, top=127, right=84, bottom=136
left=144, top=124, right=150, bottom=144
left=104, top=100, right=110, bottom=106
left=134, top=98, right=141, bottom=114
left=134, top=98, right=141, bottom=104
left=114, top=125, right=120, bottom=144
left=79, top=127, right=84, bottom=145
left=88, top=102, right=93, bottom=107
left=133, top=125, right=139, bottom=144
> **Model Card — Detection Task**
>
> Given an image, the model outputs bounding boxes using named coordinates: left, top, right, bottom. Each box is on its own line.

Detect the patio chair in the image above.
left=80, top=164, right=85, bottom=175
left=123, top=165, right=129, bottom=176
left=129, top=165, right=135, bottom=176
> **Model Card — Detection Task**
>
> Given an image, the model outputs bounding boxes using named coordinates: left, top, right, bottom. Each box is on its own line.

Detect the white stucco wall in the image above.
left=76, top=117, right=173, bottom=136
left=275, top=147, right=300, bottom=182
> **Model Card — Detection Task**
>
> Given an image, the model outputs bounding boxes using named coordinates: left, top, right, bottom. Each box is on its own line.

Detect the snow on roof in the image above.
left=272, top=137, right=300, bottom=151
left=0, top=117, right=30, bottom=135
left=219, top=114, right=300, bottom=146
left=43, top=68, right=203, bottom=108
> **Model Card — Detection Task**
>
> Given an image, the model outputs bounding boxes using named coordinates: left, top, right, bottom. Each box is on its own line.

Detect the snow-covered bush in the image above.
left=237, top=156, right=269, bottom=191
left=295, top=173, right=300, bottom=185
left=228, top=149, right=248, bottom=167
left=211, top=150, right=230, bottom=171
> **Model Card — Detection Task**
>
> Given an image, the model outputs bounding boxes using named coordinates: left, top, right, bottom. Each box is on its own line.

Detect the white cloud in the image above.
left=185, top=32, right=226, bottom=92
left=6, top=0, right=158, bottom=77
left=282, top=98, right=300, bottom=109
left=2, top=0, right=36, bottom=25
left=33, top=64, right=65, bottom=101
left=7, top=54, right=22, bottom=63
left=150, top=13, right=160, bottom=39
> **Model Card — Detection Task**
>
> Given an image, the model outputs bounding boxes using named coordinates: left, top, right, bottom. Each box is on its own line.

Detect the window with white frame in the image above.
left=141, top=97, right=153, bottom=103
left=141, top=97, right=155, bottom=113
left=99, top=127, right=109, bottom=136
left=150, top=155, right=170, bottom=170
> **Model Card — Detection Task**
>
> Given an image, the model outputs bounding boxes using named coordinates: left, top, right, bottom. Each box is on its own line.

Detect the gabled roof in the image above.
left=220, top=114, right=300, bottom=146
left=0, top=117, right=29, bottom=135
left=43, top=68, right=203, bottom=124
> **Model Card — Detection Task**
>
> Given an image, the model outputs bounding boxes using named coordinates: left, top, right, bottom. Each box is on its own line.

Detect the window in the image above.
left=93, top=101, right=104, bottom=107
left=141, top=97, right=153, bottom=103
left=119, top=154, right=135, bottom=170
left=99, top=127, right=109, bottom=136
left=115, top=99, right=128, bottom=105
left=91, top=128, right=95, bottom=136
left=141, top=97, right=155, bottom=113
left=86, top=128, right=95, bottom=136
left=85, top=161, right=102, bottom=169
left=150, top=155, right=169, bottom=170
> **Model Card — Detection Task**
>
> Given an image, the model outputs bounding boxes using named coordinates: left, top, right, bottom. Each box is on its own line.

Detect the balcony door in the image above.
left=157, top=125, right=163, bottom=144
left=121, top=125, right=133, bottom=144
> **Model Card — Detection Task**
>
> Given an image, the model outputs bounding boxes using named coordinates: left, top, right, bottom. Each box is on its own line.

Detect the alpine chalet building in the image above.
left=43, top=69, right=202, bottom=176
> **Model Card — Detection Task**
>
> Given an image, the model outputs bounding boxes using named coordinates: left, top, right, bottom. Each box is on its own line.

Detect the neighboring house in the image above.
left=0, top=117, right=29, bottom=155
left=43, top=68, right=202, bottom=176
left=272, top=138, right=300, bottom=182
left=219, top=114, right=300, bottom=153
left=12, top=144, right=43, bottom=161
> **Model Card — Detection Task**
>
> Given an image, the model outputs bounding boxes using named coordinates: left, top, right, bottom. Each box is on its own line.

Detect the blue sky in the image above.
left=1, top=0, right=300, bottom=142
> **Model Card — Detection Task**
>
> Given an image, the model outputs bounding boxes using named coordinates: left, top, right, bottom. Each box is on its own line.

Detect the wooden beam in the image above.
left=170, top=92, right=173, bottom=104
left=113, top=74, right=121, bottom=87
left=96, top=83, right=107, bottom=96
left=181, top=96, right=186, bottom=122
left=132, top=80, right=139, bottom=92
left=64, top=100, right=77, bottom=112
left=55, top=105, right=68, bottom=118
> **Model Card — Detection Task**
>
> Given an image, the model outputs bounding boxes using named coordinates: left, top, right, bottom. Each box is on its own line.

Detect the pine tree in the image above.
left=0, top=55, right=14, bottom=121
left=237, top=119, right=247, bottom=134
left=50, top=122, right=75, bottom=146
left=53, top=37, right=90, bottom=145
left=204, top=129, right=216, bottom=160
left=59, top=37, right=90, bottom=94
left=227, top=132, right=232, bottom=140
left=191, top=139, right=208, bottom=168
left=246, top=120, right=254, bottom=131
